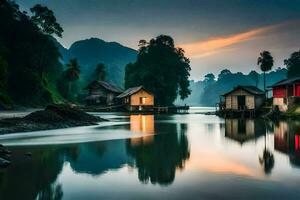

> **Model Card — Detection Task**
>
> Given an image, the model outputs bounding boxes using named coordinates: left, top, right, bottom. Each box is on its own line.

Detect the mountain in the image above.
left=56, top=38, right=137, bottom=87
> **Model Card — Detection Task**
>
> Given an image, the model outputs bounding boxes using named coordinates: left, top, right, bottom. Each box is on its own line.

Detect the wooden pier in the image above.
left=154, top=105, right=189, bottom=114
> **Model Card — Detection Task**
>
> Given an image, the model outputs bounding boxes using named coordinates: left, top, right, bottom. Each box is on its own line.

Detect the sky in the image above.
left=17, top=0, right=300, bottom=80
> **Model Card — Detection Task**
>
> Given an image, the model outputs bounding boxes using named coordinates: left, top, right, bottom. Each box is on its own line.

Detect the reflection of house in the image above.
left=117, top=86, right=154, bottom=111
left=272, top=77, right=300, bottom=112
left=274, top=121, right=300, bottom=167
left=225, top=119, right=265, bottom=144
left=85, top=81, right=124, bottom=105
left=274, top=122, right=290, bottom=153
left=130, top=115, right=154, bottom=146
left=222, top=86, right=265, bottom=111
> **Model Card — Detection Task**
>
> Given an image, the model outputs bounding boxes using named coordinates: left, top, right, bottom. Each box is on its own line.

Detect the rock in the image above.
left=0, top=104, right=107, bottom=134
left=0, top=154, right=11, bottom=160
left=0, top=157, right=10, bottom=168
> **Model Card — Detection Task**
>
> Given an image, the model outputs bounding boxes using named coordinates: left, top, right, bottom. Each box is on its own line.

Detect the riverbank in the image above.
left=0, top=105, right=106, bottom=134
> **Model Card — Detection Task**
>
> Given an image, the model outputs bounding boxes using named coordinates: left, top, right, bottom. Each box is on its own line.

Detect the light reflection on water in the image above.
left=1, top=111, right=300, bottom=199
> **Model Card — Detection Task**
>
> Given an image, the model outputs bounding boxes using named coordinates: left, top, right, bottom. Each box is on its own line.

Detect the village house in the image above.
left=221, top=85, right=265, bottom=111
left=272, top=77, right=300, bottom=112
left=117, top=86, right=154, bottom=111
left=85, top=81, right=124, bottom=106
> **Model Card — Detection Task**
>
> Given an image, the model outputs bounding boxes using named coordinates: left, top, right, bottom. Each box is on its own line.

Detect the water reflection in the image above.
left=2, top=114, right=300, bottom=199
left=274, top=121, right=300, bottom=168
left=127, top=123, right=190, bottom=185
left=65, top=141, right=129, bottom=176
left=0, top=146, right=64, bottom=200
left=130, top=115, right=154, bottom=146
left=225, top=119, right=265, bottom=144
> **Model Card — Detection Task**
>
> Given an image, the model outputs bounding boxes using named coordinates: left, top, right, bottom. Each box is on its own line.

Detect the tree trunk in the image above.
left=264, top=71, right=266, bottom=97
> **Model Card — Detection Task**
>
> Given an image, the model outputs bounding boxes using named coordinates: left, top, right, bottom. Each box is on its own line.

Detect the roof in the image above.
left=272, top=77, right=300, bottom=87
left=222, top=85, right=265, bottom=96
left=85, top=81, right=124, bottom=93
left=117, top=86, right=152, bottom=98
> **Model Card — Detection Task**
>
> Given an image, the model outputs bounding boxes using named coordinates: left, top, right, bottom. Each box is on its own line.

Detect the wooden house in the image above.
left=221, top=86, right=265, bottom=111
left=272, top=77, right=300, bottom=111
left=117, top=86, right=154, bottom=111
left=85, top=81, right=124, bottom=106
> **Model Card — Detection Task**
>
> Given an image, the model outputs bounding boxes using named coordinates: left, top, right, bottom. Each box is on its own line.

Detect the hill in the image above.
left=56, top=38, right=137, bottom=87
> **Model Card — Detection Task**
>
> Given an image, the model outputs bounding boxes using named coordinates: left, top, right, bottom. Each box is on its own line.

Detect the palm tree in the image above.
left=64, top=58, right=80, bottom=98
left=257, top=51, right=274, bottom=93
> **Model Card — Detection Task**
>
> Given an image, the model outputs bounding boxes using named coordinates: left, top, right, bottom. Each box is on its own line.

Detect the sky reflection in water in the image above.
left=1, top=112, right=300, bottom=199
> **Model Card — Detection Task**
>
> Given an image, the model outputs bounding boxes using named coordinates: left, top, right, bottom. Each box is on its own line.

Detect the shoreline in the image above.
left=0, top=105, right=107, bottom=135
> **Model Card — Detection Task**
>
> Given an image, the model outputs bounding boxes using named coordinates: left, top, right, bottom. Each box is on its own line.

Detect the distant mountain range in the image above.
left=55, top=38, right=137, bottom=87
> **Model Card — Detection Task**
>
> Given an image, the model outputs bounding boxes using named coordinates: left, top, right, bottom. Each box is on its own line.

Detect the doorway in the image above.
left=237, top=96, right=246, bottom=110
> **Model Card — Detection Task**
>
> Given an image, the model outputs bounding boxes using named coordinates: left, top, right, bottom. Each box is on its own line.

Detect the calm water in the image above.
left=1, top=108, right=300, bottom=199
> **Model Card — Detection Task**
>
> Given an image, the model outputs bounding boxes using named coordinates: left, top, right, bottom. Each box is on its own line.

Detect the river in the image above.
left=0, top=107, right=300, bottom=199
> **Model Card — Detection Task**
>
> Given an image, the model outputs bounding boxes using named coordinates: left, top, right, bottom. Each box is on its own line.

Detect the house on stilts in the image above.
left=271, top=77, right=300, bottom=112
left=218, top=85, right=265, bottom=117
left=85, top=81, right=124, bottom=106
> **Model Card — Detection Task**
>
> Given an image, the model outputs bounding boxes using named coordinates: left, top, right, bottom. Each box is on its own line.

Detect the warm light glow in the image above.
left=130, top=115, right=154, bottom=133
left=179, top=20, right=299, bottom=58
left=130, top=115, right=155, bottom=146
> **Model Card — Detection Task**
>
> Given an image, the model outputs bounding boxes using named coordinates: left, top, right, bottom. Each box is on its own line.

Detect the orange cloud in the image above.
left=180, top=20, right=298, bottom=58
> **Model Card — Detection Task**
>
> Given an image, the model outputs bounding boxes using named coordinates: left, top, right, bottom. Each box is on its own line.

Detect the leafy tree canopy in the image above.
left=30, top=4, right=63, bottom=37
left=125, top=35, right=191, bottom=105
left=285, top=50, right=300, bottom=78
left=257, top=51, right=274, bottom=72
left=0, top=0, right=64, bottom=106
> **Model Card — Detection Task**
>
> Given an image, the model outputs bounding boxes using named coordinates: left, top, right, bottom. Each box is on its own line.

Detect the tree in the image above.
left=0, top=0, right=64, bottom=105
left=218, top=69, right=232, bottom=80
left=94, top=63, right=106, bottom=81
left=63, top=58, right=80, bottom=98
left=125, top=35, right=191, bottom=105
left=249, top=70, right=259, bottom=87
left=204, top=73, right=215, bottom=83
left=284, top=50, right=300, bottom=78
left=30, top=4, right=63, bottom=37
left=257, top=51, right=274, bottom=92
left=29, top=4, right=63, bottom=79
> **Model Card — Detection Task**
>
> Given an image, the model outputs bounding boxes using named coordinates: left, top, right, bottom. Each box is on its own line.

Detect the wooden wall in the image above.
left=130, top=89, right=154, bottom=106
left=224, top=89, right=263, bottom=110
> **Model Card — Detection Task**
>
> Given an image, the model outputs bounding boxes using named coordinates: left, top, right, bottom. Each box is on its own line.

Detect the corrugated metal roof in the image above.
left=85, top=81, right=124, bottom=93
left=117, top=86, right=149, bottom=98
left=272, top=77, right=300, bottom=87
left=222, top=85, right=265, bottom=96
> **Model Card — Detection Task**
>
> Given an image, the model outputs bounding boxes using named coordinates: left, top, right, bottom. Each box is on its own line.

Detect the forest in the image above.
left=1, top=0, right=300, bottom=109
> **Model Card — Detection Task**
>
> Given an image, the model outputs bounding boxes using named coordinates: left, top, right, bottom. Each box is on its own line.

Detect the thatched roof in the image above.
left=85, top=81, right=124, bottom=93
left=117, top=86, right=151, bottom=98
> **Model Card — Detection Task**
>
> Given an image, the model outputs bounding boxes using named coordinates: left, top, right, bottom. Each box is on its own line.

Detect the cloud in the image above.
left=180, top=20, right=299, bottom=59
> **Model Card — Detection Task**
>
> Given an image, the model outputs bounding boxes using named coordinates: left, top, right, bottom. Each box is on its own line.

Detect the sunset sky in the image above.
left=18, top=0, right=300, bottom=80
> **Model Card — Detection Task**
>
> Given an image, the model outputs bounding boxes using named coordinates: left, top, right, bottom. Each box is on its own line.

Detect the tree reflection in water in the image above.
left=0, top=146, right=64, bottom=200
left=127, top=122, right=190, bottom=185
